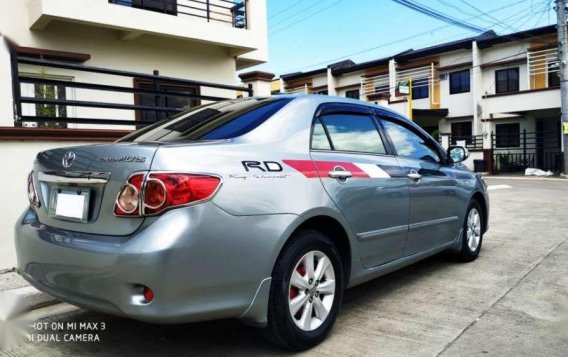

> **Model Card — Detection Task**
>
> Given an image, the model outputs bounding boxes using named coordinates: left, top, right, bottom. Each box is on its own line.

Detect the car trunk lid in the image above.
left=33, top=143, right=159, bottom=236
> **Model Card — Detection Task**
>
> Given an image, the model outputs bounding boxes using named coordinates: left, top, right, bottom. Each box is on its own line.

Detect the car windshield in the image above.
left=119, top=97, right=293, bottom=143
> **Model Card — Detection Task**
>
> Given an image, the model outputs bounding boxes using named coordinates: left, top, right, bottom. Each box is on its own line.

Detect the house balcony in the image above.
left=484, top=87, right=560, bottom=116
left=27, top=0, right=267, bottom=67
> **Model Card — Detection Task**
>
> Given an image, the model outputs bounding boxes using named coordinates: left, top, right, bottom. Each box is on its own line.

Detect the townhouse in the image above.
left=0, top=0, right=268, bottom=269
left=278, top=25, right=563, bottom=175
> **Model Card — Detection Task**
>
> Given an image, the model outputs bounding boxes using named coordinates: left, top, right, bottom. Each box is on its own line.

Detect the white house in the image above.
left=278, top=25, right=563, bottom=176
left=0, top=0, right=268, bottom=270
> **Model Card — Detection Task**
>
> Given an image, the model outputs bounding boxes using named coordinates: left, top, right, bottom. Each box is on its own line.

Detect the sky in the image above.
left=246, top=0, right=557, bottom=77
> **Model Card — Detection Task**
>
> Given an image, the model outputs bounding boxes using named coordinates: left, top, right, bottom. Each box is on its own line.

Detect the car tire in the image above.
left=455, top=200, right=484, bottom=262
left=263, top=229, right=344, bottom=351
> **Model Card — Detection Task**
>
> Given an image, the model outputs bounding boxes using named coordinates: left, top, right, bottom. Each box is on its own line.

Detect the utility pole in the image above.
left=556, top=0, right=568, bottom=174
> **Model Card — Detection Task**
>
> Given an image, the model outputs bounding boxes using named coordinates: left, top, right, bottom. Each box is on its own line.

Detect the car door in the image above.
left=379, top=115, right=462, bottom=256
left=310, top=104, right=409, bottom=268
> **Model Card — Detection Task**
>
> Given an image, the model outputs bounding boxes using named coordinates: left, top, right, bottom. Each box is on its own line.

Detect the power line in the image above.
left=270, top=0, right=330, bottom=30
left=269, top=0, right=304, bottom=20
left=279, top=0, right=529, bottom=74
left=391, top=0, right=486, bottom=33
left=271, top=0, right=346, bottom=36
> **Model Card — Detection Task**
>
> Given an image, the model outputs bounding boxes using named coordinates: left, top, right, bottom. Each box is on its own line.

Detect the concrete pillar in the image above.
left=388, top=58, right=397, bottom=101
left=472, top=41, right=486, bottom=141
left=238, top=71, right=275, bottom=97
left=326, top=67, right=337, bottom=96
left=0, top=36, right=15, bottom=126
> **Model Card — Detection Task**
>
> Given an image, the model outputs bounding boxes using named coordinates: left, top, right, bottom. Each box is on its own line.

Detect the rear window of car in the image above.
left=119, top=97, right=293, bottom=142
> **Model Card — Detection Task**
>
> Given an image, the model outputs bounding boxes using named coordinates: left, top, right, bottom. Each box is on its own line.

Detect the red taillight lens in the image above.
left=27, top=171, right=40, bottom=207
left=114, top=172, right=221, bottom=216
left=144, top=174, right=221, bottom=215
left=114, top=173, right=144, bottom=216
left=143, top=286, right=154, bottom=303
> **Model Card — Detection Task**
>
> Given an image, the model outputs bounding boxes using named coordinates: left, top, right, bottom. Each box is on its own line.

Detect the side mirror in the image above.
left=447, top=146, right=469, bottom=163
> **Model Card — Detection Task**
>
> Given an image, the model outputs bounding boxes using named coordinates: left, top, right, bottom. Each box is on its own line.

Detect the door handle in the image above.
left=407, top=169, right=422, bottom=181
left=328, top=170, right=353, bottom=179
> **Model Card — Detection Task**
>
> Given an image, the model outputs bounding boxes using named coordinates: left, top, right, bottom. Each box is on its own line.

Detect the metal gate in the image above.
left=491, top=129, right=563, bottom=174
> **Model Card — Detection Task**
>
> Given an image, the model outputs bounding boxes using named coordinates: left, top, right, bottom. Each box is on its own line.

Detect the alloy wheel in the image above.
left=288, top=250, right=336, bottom=331
left=466, top=208, right=482, bottom=251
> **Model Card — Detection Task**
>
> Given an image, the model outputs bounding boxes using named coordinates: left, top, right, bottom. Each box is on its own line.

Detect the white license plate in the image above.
left=50, top=189, right=90, bottom=222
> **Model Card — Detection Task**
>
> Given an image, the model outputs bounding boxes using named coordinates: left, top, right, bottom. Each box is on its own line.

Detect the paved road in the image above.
left=2, top=178, right=568, bottom=356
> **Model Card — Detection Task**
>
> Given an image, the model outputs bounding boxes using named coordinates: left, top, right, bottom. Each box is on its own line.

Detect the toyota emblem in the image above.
left=62, top=152, right=76, bottom=168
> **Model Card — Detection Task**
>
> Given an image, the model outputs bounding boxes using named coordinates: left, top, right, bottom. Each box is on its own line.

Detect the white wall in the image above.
left=0, top=4, right=241, bottom=128
left=0, top=140, right=99, bottom=270
left=0, top=39, right=14, bottom=123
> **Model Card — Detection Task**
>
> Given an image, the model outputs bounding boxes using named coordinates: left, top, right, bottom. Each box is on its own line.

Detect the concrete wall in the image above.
left=0, top=140, right=99, bottom=270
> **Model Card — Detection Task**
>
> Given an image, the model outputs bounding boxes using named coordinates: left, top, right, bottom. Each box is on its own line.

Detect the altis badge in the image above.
left=99, top=155, right=146, bottom=163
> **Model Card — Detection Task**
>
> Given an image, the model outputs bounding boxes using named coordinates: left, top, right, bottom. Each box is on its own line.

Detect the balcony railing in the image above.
left=109, top=0, right=247, bottom=29
left=284, top=84, right=310, bottom=94
left=10, top=50, right=253, bottom=128
left=361, top=73, right=389, bottom=99
left=527, top=47, right=559, bottom=89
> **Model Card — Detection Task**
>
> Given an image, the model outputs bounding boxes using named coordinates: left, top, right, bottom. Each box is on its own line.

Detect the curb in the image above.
left=0, top=286, right=60, bottom=320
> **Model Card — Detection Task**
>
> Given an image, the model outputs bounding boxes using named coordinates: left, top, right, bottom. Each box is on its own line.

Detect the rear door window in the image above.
left=314, top=114, right=386, bottom=154
left=119, top=97, right=292, bottom=142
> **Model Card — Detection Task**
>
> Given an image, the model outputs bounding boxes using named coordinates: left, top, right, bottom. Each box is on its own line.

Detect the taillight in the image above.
left=114, top=173, right=144, bottom=216
left=27, top=171, right=40, bottom=208
left=114, top=173, right=221, bottom=217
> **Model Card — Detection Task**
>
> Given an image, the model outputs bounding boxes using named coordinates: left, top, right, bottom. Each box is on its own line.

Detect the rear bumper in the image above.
left=15, top=204, right=297, bottom=324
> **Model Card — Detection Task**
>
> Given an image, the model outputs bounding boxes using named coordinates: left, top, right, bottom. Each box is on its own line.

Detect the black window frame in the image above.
left=345, top=89, right=360, bottom=99
left=449, top=69, right=470, bottom=94
left=411, top=78, right=429, bottom=99
left=495, top=123, right=521, bottom=148
left=548, top=62, right=560, bottom=88
left=451, top=121, right=473, bottom=145
left=495, top=67, right=520, bottom=94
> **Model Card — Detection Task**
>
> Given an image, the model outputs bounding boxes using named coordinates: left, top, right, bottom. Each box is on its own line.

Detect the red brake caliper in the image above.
left=289, top=264, right=306, bottom=299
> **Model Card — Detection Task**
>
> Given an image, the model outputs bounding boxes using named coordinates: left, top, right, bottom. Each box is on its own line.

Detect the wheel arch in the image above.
left=274, top=211, right=356, bottom=288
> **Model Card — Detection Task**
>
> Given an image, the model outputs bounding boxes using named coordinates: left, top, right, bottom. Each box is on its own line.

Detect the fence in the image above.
left=109, top=0, right=247, bottom=28
left=11, top=52, right=253, bottom=128
left=450, top=134, right=483, bottom=151
left=491, top=129, right=562, bottom=173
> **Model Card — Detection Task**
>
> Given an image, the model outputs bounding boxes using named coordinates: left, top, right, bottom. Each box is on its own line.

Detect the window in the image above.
left=381, top=120, right=440, bottom=163
left=449, top=69, right=470, bottom=94
left=411, top=78, right=429, bottom=99
left=451, top=121, right=473, bottom=145
left=109, top=0, right=177, bottom=15
left=548, top=62, right=560, bottom=87
left=495, top=68, right=519, bottom=94
left=134, top=79, right=200, bottom=123
left=345, top=89, right=360, bottom=99
left=495, top=123, right=520, bottom=148
left=311, top=119, right=332, bottom=150
left=120, top=97, right=293, bottom=142
left=317, top=114, right=386, bottom=154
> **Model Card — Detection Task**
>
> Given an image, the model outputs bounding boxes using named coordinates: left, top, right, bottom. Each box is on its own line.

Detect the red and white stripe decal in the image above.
left=283, top=160, right=390, bottom=179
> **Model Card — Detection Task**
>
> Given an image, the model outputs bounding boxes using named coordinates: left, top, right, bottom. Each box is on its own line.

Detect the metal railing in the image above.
left=450, top=134, right=483, bottom=150
left=284, top=84, right=310, bottom=94
left=10, top=52, right=253, bottom=128
left=109, top=0, right=247, bottom=28
left=527, top=47, right=559, bottom=89
left=361, top=73, right=389, bottom=98
left=491, top=129, right=562, bottom=173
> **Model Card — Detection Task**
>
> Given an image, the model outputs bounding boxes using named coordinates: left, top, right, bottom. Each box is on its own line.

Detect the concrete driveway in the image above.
left=2, top=178, right=568, bottom=356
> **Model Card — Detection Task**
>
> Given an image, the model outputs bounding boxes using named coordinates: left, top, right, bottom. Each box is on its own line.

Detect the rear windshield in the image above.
left=119, top=97, right=293, bottom=143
